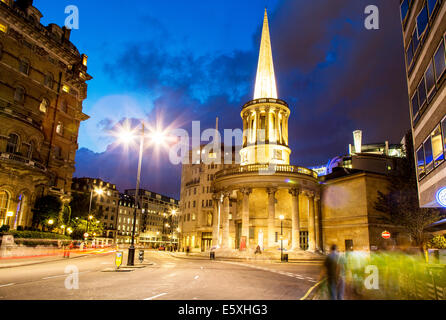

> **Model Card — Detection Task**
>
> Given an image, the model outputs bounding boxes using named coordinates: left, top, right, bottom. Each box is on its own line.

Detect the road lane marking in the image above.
left=144, top=293, right=167, bottom=300
left=42, top=270, right=91, bottom=280
left=194, top=275, right=199, bottom=280
left=0, top=283, right=15, bottom=288
left=300, top=280, right=324, bottom=300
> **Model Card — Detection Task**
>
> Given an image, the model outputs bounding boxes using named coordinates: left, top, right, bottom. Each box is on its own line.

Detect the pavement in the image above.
left=0, top=249, right=323, bottom=300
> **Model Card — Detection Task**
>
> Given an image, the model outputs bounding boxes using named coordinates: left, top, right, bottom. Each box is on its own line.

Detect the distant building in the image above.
left=310, top=130, right=406, bottom=177
left=125, top=189, right=179, bottom=248
left=179, top=144, right=236, bottom=252
left=400, top=0, right=446, bottom=207
left=71, top=178, right=120, bottom=246
left=0, top=0, right=91, bottom=229
left=116, top=193, right=142, bottom=245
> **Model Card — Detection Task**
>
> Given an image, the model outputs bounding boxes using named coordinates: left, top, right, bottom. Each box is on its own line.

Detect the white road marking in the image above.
left=0, top=283, right=15, bottom=288
left=194, top=275, right=200, bottom=280
left=42, top=270, right=91, bottom=280
left=144, top=293, right=167, bottom=300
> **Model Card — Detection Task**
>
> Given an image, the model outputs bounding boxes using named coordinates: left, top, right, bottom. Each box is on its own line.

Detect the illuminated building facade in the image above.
left=125, top=189, right=179, bottom=248
left=400, top=0, right=446, bottom=207
left=180, top=10, right=410, bottom=253
left=212, top=10, right=321, bottom=253
left=71, top=178, right=119, bottom=245
left=0, top=0, right=91, bottom=229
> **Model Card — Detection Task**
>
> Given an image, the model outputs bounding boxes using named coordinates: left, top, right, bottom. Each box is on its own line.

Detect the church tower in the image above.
left=240, top=9, right=291, bottom=166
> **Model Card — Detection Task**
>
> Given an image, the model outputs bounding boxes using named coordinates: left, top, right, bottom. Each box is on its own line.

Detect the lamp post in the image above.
left=279, top=215, right=284, bottom=262
left=128, top=123, right=144, bottom=266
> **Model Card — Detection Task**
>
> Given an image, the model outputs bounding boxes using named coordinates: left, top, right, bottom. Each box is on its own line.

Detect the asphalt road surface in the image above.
left=0, top=251, right=322, bottom=300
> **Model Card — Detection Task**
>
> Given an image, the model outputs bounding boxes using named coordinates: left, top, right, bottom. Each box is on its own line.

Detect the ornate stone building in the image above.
left=0, top=0, right=91, bottom=229
left=212, top=10, right=320, bottom=253
left=180, top=10, right=408, bottom=254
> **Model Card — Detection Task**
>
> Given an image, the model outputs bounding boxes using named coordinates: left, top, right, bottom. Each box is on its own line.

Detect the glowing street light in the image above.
left=48, top=219, right=54, bottom=225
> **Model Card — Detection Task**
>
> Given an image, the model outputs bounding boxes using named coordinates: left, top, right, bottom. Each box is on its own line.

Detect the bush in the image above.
left=0, top=230, right=71, bottom=240
left=0, top=225, right=10, bottom=232
left=427, top=235, right=446, bottom=249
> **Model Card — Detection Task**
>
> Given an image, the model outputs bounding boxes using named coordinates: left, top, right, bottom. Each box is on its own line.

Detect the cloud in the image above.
left=75, top=1, right=410, bottom=197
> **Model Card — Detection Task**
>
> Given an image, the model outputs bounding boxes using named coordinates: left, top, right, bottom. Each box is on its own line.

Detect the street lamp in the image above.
left=86, top=215, right=93, bottom=236
left=279, top=215, right=285, bottom=262
left=115, top=120, right=169, bottom=265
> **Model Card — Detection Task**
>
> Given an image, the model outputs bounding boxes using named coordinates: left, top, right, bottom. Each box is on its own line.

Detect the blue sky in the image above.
left=33, top=0, right=410, bottom=198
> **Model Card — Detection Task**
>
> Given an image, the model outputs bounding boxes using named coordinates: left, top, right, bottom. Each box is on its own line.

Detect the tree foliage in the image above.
left=375, top=131, right=446, bottom=247
left=32, top=195, right=62, bottom=230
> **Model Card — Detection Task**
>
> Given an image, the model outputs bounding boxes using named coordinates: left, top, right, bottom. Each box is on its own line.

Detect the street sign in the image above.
left=115, top=251, right=123, bottom=269
left=139, top=250, right=144, bottom=263
left=382, top=231, right=391, bottom=239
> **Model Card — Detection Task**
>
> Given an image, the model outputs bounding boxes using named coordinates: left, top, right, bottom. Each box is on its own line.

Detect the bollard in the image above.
left=210, top=252, right=215, bottom=260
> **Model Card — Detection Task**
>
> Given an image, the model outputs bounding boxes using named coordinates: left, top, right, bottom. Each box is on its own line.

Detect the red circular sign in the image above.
left=84, top=233, right=89, bottom=238
left=382, top=231, right=391, bottom=239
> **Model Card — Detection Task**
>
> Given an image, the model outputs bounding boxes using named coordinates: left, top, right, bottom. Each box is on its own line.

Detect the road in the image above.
left=0, top=250, right=322, bottom=300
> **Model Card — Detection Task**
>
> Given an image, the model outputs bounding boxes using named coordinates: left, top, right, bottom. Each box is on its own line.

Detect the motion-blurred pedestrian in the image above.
left=321, top=244, right=346, bottom=300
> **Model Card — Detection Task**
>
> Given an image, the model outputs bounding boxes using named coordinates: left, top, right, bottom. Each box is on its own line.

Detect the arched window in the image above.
left=60, top=100, right=67, bottom=113
left=6, top=133, right=19, bottom=153
left=44, top=73, right=53, bottom=89
left=19, top=58, right=30, bottom=75
left=39, top=98, right=48, bottom=113
left=0, top=190, right=10, bottom=227
left=56, top=122, right=63, bottom=135
left=14, top=86, right=25, bottom=102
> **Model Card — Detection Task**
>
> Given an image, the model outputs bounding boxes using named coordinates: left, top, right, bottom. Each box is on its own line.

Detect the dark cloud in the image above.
left=75, top=1, right=410, bottom=198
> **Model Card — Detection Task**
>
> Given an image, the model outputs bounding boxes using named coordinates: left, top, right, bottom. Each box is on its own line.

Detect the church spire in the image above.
left=254, top=9, right=278, bottom=100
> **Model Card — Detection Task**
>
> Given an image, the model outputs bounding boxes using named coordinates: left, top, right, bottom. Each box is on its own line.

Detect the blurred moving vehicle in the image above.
left=158, top=246, right=166, bottom=251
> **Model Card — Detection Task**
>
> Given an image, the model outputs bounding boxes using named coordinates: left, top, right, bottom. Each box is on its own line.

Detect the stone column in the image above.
left=265, top=108, right=270, bottom=143
left=255, top=109, right=261, bottom=144
left=289, top=188, right=301, bottom=250
left=306, top=191, right=316, bottom=252
left=240, top=188, right=252, bottom=247
left=314, top=193, right=321, bottom=251
left=275, top=110, right=280, bottom=144
left=267, top=188, right=277, bottom=248
left=222, top=191, right=231, bottom=249
left=212, top=194, right=220, bottom=247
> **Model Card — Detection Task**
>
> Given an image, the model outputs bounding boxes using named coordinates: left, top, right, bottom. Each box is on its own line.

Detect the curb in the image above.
left=168, top=252, right=324, bottom=264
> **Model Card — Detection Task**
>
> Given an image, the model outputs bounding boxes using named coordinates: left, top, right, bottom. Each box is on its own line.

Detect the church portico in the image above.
left=212, top=166, right=320, bottom=251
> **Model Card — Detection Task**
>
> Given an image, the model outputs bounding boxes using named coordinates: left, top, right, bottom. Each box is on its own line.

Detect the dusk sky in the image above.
left=35, top=0, right=410, bottom=199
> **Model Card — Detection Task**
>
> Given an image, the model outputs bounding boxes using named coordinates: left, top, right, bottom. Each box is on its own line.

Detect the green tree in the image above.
left=375, top=131, right=445, bottom=248
left=70, top=218, right=104, bottom=240
left=32, top=195, right=62, bottom=231
left=70, top=192, right=94, bottom=220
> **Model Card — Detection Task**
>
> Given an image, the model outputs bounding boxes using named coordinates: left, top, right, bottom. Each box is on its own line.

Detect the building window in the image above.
left=39, top=98, right=48, bottom=113
left=418, top=77, right=427, bottom=108
left=14, top=86, right=25, bottom=102
left=434, top=40, right=446, bottom=81
left=400, top=0, right=409, bottom=23
left=60, top=100, right=68, bottom=113
left=427, top=0, right=439, bottom=17
left=6, top=133, right=18, bottom=153
left=425, top=60, right=436, bottom=97
left=416, top=4, right=429, bottom=39
left=44, top=73, right=54, bottom=89
left=416, top=145, right=425, bottom=179
left=424, top=137, right=434, bottom=174
left=54, top=145, right=62, bottom=159
left=431, top=125, right=444, bottom=167
left=0, top=190, right=9, bottom=226
left=411, top=92, right=420, bottom=125
left=19, top=59, right=30, bottom=75
left=0, top=23, right=7, bottom=33
left=56, top=122, right=63, bottom=135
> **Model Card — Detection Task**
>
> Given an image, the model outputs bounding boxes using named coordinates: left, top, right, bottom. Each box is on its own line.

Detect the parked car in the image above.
left=158, top=246, right=166, bottom=251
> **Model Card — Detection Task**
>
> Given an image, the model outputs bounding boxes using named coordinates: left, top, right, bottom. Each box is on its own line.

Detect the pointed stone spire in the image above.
left=254, top=9, right=278, bottom=100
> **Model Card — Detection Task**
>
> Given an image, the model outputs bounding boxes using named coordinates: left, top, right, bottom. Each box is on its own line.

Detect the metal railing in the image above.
left=242, top=98, right=289, bottom=110
left=0, top=152, right=46, bottom=171
left=215, top=164, right=318, bottom=179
